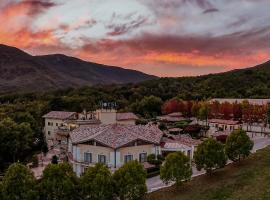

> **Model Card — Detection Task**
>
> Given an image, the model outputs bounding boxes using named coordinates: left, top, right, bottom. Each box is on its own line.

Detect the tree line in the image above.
left=0, top=160, right=147, bottom=200
left=162, top=98, right=270, bottom=124
left=0, top=129, right=253, bottom=200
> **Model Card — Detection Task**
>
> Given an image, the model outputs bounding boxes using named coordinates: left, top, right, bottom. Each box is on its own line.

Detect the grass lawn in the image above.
left=146, top=146, right=270, bottom=200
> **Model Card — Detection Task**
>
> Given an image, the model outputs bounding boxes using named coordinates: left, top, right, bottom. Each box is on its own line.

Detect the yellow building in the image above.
left=43, top=110, right=138, bottom=148
left=42, top=111, right=77, bottom=147
left=95, top=109, right=138, bottom=125
left=68, top=124, right=163, bottom=176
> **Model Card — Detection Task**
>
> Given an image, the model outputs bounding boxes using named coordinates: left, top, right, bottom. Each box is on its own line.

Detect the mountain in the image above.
left=0, top=44, right=156, bottom=93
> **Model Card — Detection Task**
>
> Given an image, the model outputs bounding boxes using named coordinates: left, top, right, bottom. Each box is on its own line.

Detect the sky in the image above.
left=0, top=0, right=270, bottom=77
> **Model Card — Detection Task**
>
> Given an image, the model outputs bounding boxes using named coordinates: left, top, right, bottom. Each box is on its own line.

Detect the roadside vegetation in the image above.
left=146, top=145, right=270, bottom=200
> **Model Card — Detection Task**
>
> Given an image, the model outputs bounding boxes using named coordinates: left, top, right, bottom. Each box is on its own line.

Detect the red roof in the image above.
left=162, top=134, right=201, bottom=147
left=70, top=124, right=163, bottom=149
left=43, top=111, right=77, bottom=120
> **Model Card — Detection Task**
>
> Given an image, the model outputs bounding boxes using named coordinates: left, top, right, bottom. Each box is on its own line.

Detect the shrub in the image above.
left=194, top=138, right=227, bottom=174
left=225, top=129, right=254, bottom=162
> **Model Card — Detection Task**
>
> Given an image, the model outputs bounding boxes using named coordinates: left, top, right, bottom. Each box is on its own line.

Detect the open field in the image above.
left=146, top=146, right=270, bottom=200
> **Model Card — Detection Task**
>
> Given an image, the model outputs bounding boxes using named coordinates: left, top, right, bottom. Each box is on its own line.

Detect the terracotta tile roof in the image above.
left=157, top=116, right=185, bottom=122
left=210, top=131, right=231, bottom=137
left=167, top=112, right=183, bottom=117
left=210, top=98, right=270, bottom=105
left=162, top=142, right=191, bottom=151
left=209, top=119, right=239, bottom=125
left=162, top=134, right=201, bottom=147
left=116, top=112, right=138, bottom=121
left=42, top=111, right=77, bottom=120
left=70, top=124, right=163, bottom=149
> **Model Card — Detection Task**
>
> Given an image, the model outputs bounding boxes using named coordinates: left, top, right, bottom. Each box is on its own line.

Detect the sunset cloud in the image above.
left=0, top=0, right=270, bottom=77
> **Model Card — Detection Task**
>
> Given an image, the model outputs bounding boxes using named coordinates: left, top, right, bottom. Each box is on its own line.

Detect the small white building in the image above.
left=208, top=119, right=241, bottom=131
left=161, top=134, right=201, bottom=160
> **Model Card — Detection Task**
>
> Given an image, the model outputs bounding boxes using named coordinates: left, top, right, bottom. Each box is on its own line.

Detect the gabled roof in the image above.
left=210, top=130, right=231, bottom=137
left=209, top=119, right=239, bottom=125
left=167, top=112, right=183, bottom=117
left=70, top=124, right=163, bottom=149
left=116, top=112, right=138, bottom=121
left=157, top=116, right=185, bottom=122
left=161, top=142, right=191, bottom=151
left=42, top=111, right=77, bottom=120
left=162, top=134, right=201, bottom=147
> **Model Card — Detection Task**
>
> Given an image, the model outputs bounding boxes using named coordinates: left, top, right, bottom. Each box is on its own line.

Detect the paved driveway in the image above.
left=147, top=134, right=270, bottom=192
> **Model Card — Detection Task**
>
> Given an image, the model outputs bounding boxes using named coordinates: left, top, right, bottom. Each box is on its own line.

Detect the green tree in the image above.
left=38, top=163, right=79, bottom=200
left=136, top=95, right=163, bottom=118
left=194, top=138, right=227, bottom=174
left=198, top=102, right=210, bottom=126
left=1, top=163, right=37, bottom=200
left=113, top=160, right=147, bottom=200
left=160, top=152, right=192, bottom=186
left=225, top=129, right=254, bottom=162
left=0, top=118, right=34, bottom=164
left=80, top=163, right=114, bottom=200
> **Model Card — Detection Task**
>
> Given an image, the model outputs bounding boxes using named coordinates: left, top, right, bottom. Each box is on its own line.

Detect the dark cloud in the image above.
left=22, top=0, right=58, bottom=16
left=203, top=8, right=219, bottom=14
left=106, top=15, right=149, bottom=36
left=84, top=27, right=270, bottom=57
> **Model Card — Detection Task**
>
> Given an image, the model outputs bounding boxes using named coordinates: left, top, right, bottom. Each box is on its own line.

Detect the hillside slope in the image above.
left=137, top=60, right=270, bottom=100
left=0, top=44, right=156, bottom=93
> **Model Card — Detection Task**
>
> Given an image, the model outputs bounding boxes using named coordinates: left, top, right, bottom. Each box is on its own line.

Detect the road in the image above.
left=147, top=133, right=270, bottom=192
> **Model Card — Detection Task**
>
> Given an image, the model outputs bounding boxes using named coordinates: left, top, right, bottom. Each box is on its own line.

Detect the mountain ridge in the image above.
left=0, top=44, right=156, bottom=94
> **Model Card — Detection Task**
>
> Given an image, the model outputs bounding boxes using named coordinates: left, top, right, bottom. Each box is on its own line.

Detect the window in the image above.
left=84, top=152, right=92, bottom=164
left=187, top=150, right=191, bottom=159
left=124, top=155, right=133, bottom=163
left=98, top=155, right=106, bottom=164
left=47, top=122, right=53, bottom=126
left=139, top=153, right=147, bottom=163
left=48, top=131, right=51, bottom=135
left=56, top=123, right=58, bottom=126
left=83, top=167, right=88, bottom=173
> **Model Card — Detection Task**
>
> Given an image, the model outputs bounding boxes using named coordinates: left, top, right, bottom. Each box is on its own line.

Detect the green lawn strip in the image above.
left=146, top=146, right=270, bottom=200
